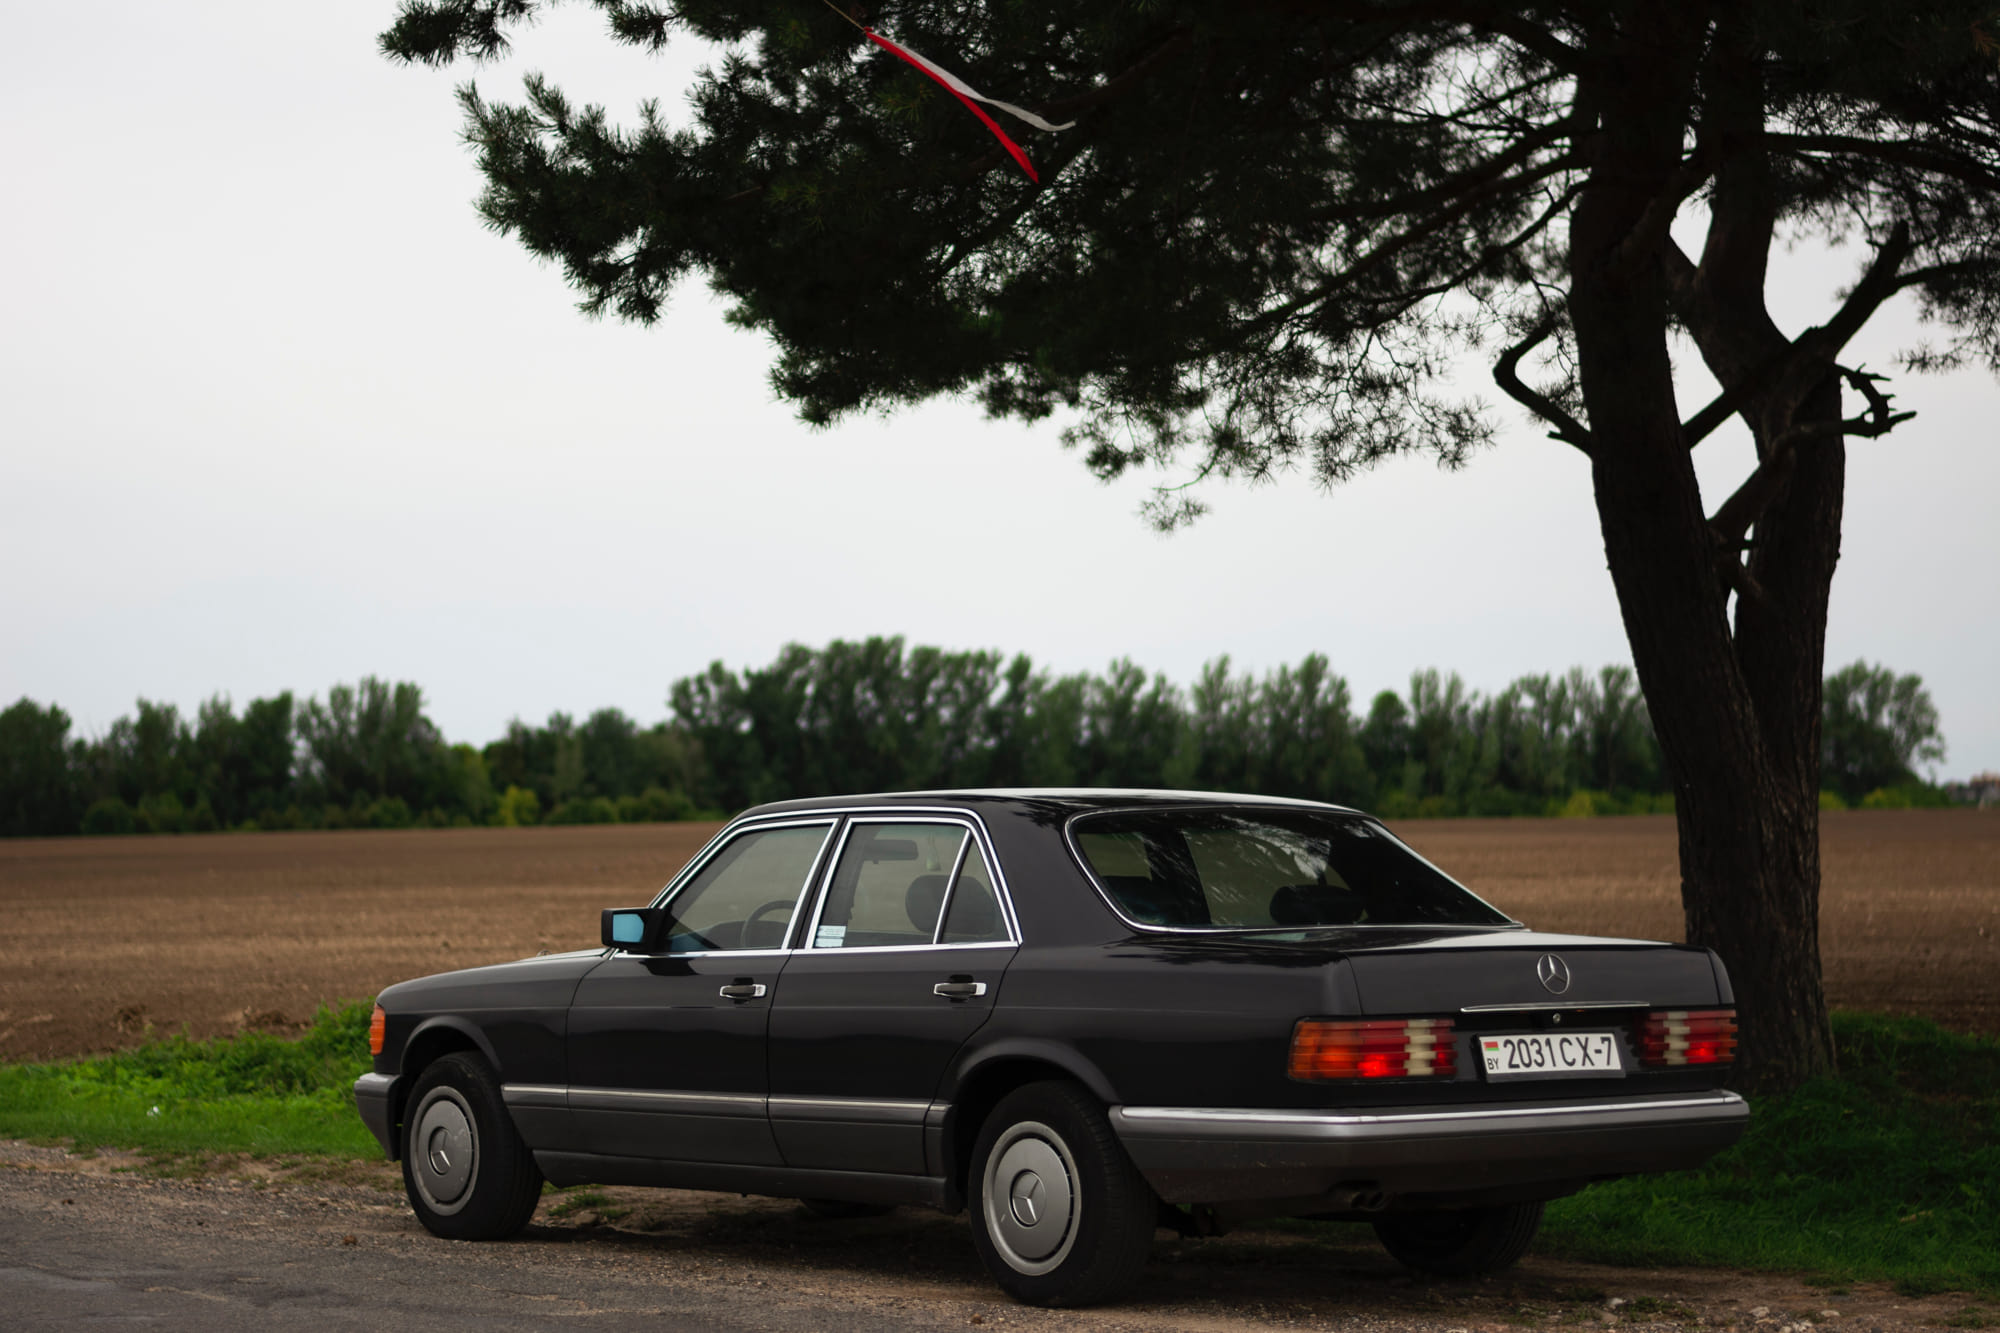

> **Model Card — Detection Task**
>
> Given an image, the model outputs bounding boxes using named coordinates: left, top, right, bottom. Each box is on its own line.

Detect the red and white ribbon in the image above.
left=864, top=28, right=1072, bottom=182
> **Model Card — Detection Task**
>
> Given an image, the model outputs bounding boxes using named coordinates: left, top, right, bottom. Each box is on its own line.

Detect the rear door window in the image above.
left=812, top=822, right=970, bottom=949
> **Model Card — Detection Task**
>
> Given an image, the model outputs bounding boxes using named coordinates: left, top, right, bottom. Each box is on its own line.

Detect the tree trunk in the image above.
left=1566, top=16, right=1836, bottom=1093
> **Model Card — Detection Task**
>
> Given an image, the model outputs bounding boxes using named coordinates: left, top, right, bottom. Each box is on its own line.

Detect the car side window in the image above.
left=662, top=823, right=832, bottom=952
left=813, top=822, right=968, bottom=949
left=940, top=839, right=1010, bottom=944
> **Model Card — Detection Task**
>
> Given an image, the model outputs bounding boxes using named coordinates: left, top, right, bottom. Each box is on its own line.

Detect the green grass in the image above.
left=1542, top=1011, right=2000, bottom=1294
left=0, top=1001, right=378, bottom=1159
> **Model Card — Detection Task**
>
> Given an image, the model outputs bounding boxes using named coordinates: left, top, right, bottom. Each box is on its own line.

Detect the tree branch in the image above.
left=1679, top=343, right=1793, bottom=448
left=1766, top=132, right=2000, bottom=191
left=1709, top=364, right=1914, bottom=551
left=1609, top=146, right=1718, bottom=278
left=1493, top=314, right=1593, bottom=455
left=1676, top=223, right=1914, bottom=448
left=1289, top=0, right=1586, bottom=73
left=1033, top=28, right=1194, bottom=120
left=1764, top=366, right=1915, bottom=453
left=1812, top=221, right=1914, bottom=354
left=1305, top=114, right=1578, bottom=224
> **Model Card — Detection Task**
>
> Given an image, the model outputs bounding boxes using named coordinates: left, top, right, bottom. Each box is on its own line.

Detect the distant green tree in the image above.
left=0, top=699, right=82, bottom=836
left=1360, top=690, right=1414, bottom=801
left=1406, top=670, right=1481, bottom=805
left=446, top=743, right=496, bottom=823
left=296, top=679, right=451, bottom=811
left=1078, top=659, right=1183, bottom=788
left=80, top=796, right=137, bottom=836
left=1571, top=666, right=1662, bottom=795
left=577, top=707, right=643, bottom=797
left=89, top=700, right=193, bottom=811
left=186, top=693, right=298, bottom=827
left=1484, top=676, right=1571, bottom=805
left=1181, top=657, right=1256, bottom=794
left=1821, top=661, right=1945, bottom=804
left=493, top=784, right=542, bottom=827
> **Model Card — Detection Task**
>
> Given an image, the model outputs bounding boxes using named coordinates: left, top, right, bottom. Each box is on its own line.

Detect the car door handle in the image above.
left=933, top=981, right=987, bottom=999
left=718, top=983, right=767, bottom=1001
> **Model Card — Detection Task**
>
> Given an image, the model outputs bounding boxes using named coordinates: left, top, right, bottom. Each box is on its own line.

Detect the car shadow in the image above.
left=508, top=1189, right=1571, bottom=1320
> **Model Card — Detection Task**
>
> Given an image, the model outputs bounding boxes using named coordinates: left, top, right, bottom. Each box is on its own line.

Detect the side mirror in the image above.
left=601, top=907, right=666, bottom=952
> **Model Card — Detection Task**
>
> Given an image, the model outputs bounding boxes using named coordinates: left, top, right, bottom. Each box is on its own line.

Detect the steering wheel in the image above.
left=743, top=898, right=798, bottom=946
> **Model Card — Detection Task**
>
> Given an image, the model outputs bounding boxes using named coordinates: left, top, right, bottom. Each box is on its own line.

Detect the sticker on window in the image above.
left=814, top=924, right=847, bottom=948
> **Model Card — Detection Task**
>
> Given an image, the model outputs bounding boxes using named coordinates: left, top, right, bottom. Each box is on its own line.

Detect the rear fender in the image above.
left=950, top=1037, right=1119, bottom=1106
left=940, top=1039, right=1122, bottom=1205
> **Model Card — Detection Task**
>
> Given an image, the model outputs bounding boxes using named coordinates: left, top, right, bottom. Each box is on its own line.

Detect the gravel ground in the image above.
left=2, top=1142, right=1984, bottom=1332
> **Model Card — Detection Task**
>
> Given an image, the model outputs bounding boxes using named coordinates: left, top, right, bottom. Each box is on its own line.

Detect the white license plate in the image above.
left=1478, top=1031, right=1625, bottom=1080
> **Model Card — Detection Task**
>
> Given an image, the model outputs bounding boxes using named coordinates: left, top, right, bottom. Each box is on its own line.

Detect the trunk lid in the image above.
left=1337, top=928, right=1722, bottom=1014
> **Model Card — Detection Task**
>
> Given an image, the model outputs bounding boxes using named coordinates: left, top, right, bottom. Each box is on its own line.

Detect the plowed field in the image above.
left=1, top=810, right=1993, bottom=1062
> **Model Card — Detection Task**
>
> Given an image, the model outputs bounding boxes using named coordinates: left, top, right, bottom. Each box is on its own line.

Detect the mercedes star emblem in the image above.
left=1536, top=953, right=1572, bottom=995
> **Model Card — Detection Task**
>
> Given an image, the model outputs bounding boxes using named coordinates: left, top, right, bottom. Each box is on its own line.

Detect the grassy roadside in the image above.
left=0, top=1000, right=377, bottom=1159
left=2, top=1007, right=1993, bottom=1294
left=1541, top=1013, right=2000, bottom=1295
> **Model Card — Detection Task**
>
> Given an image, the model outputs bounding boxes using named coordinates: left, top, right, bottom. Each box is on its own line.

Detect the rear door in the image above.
left=565, top=818, right=835, bottom=1163
left=767, top=817, right=1017, bottom=1175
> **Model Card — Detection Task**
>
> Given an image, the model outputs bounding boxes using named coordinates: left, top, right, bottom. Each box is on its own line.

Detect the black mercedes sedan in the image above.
left=355, top=790, right=1747, bottom=1306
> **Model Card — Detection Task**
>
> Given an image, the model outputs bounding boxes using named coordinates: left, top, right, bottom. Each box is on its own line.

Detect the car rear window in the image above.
left=1070, top=808, right=1513, bottom=930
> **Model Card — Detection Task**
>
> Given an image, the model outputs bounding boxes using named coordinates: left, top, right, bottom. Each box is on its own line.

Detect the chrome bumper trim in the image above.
left=1117, top=1090, right=1745, bottom=1131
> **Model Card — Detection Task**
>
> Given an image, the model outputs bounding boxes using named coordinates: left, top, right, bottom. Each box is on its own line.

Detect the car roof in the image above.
left=739, top=788, right=1367, bottom=819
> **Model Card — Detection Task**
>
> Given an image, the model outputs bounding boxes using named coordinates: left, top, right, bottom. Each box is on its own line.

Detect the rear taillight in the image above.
left=368, top=1004, right=386, bottom=1056
left=1289, top=1018, right=1457, bottom=1080
left=1638, top=1008, right=1736, bottom=1066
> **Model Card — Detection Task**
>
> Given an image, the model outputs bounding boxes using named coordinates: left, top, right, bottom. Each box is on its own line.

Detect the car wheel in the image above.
left=400, top=1051, right=544, bottom=1240
left=799, top=1198, right=895, bottom=1220
left=1372, top=1201, right=1544, bottom=1277
left=967, top=1080, right=1155, bottom=1307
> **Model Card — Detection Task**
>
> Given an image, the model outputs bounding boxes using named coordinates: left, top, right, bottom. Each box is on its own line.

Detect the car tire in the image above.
left=799, top=1198, right=895, bottom=1220
left=400, top=1051, right=544, bottom=1240
left=1372, top=1201, right=1544, bottom=1277
left=967, top=1080, right=1155, bottom=1307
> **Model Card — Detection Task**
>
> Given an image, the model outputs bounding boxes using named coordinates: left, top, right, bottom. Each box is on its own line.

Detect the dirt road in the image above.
left=1, top=810, right=1994, bottom=1062
left=0, top=1142, right=1973, bottom=1333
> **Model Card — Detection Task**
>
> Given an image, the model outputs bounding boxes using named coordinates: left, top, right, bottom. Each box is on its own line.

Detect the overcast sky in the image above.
left=4, top=3, right=1996, bottom=778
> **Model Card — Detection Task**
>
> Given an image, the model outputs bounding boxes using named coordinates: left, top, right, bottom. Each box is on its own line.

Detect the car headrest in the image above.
left=906, top=874, right=950, bottom=933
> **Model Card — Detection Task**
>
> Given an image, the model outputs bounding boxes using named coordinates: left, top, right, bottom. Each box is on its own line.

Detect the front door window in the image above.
left=664, top=823, right=831, bottom=951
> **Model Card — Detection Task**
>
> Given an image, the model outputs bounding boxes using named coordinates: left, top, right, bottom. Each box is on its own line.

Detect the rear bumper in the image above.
left=353, top=1072, right=402, bottom=1159
left=1110, top=1089, right=1748, bottom=1205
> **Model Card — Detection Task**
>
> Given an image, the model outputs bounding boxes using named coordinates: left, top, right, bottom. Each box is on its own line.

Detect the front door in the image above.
left=566, top=819, right=835, bottom=1163
left=767, top=818, right=1017, bottom=1174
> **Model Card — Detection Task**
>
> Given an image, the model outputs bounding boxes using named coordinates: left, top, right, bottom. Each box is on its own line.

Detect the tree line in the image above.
left=0, top=640, right=1952, bottom=838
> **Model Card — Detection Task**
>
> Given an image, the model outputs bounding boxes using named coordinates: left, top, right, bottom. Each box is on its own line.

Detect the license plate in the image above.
left=1478, top=1031, right=1625, bottom=1080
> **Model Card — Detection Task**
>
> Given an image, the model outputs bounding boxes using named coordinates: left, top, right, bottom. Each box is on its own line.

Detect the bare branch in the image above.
left=1765, top=366, right=1915, bottom=453
left=1493, top=314, right=1593, bottom=455
left=1709, top=365, right=1915, bottom=551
